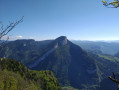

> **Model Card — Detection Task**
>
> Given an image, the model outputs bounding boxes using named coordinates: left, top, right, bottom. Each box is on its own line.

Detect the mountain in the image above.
left=114, top=51, right=119, bottom=58
left=89, top=53, right=119, bottom=90
left=27, top=36, right=102, bottom=89
left=0, top=36, right=101, bottom=89
left=1, top=36, right=119, bottom=89
left=97, top=75, right=118, bottom=90
left=0, top=58, right=61, bottom=90
left=72, top=40, right=119, bottom=55
left=0, top=39, right=52, bottom=65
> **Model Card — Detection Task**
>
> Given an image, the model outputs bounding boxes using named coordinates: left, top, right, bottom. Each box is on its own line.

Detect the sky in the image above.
left=0, top=0, right=119, bottom=41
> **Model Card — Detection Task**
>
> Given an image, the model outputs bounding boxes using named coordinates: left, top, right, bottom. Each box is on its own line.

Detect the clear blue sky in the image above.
left=0, top=0, right=119, bottom=40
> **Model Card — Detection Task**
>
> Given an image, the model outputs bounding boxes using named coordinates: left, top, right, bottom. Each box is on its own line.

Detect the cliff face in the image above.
left=56, top=36, right=68, bottom=46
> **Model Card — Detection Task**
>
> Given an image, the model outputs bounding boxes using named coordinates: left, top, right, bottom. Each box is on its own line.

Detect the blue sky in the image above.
left=0, top=0, right=119, bottom=40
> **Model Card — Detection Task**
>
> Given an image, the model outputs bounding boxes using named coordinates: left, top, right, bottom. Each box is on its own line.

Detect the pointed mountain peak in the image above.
left=55, top=36, right=68, bottom=46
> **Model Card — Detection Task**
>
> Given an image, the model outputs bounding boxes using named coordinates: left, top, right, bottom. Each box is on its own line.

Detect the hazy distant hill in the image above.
left=1, top=36, right=119, bottom=89
left=0, top=58, right=61, bottom=90
left=72, top=40, right=119, bottom=55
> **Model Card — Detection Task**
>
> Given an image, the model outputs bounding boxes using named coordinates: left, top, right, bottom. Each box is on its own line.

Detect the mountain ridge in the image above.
left=29, top=36, right=101, bottom=89
left=1, top=36, right=119, bottom=89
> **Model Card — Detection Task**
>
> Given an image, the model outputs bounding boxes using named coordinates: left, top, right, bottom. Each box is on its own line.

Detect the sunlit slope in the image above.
left=0, top=58, right=61, bottom=90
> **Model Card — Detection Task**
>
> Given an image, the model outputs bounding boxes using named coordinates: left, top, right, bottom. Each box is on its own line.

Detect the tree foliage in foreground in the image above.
left=102, top=0, right=119, bottom=8
left=0, top=58, right=61, bottom=90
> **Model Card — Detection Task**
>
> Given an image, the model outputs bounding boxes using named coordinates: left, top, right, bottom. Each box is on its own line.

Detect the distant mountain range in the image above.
left=1, top=36, right=119, bottom=90
left=72, top=40, right=119, bottom=55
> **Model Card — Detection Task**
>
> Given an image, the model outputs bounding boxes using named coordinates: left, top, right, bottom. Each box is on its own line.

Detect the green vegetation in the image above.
left=98, top=54, right=119, bottom=64
left=2, top=37, right=119, bottom=90
left=88, top=53, right=119, bottom=90
left=33, top=38, right=101, bottom=90
left=34, top=44, right=72, bottom=86
left=62, top=86, right=79, bottom=90
left=0, top=58, right=61, bottom=90
left=0, top=37, right=102, bottom=89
